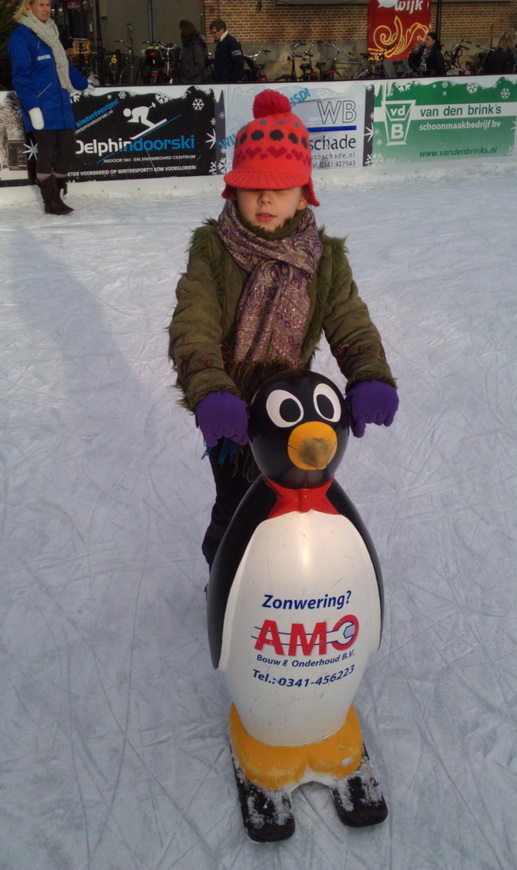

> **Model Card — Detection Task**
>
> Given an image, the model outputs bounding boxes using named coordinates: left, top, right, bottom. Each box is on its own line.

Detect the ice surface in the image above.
left=1, top=159, right=516, bottom=870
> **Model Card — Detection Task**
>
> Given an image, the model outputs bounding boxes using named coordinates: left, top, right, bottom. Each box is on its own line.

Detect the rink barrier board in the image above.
left=1, top=75, right=516, bottom=186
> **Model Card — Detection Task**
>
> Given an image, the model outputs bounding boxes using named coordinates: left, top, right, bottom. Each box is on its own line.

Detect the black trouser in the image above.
left=34, top=129, right=76, bottom=176
left=202, top=441, right=254, bottom=569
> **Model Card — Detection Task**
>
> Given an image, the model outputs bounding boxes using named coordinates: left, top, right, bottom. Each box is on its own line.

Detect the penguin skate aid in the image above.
left=168, top=90, right=399, bottom=841
left=206, top=369, right=390, bottom=840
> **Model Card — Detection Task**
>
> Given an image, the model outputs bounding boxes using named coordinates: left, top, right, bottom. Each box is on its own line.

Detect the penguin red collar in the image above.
left=266, top=478, right=338, bottom=519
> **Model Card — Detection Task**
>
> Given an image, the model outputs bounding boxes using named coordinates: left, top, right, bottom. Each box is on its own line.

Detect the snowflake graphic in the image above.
left=209, top=160, right=220, bottom=175
left=192, top=98, right=205, bottom=111
left=118, top=91, right=129, bottom=100
left=218, top=110, right=226, bottom=120
left=466, top=82, right=478, bottom=94
left=500, top=88, right=510, bottom=99
left=364, top=125, right=374, bottom=143
left=206, top=131, right=217, bottom=149
left=211, top=117, right=215, bottom=126
left=507, top=144, right=515, bottom=156
left=23, top=141, right=38, bottom=161
left=218, top=157, right=227, bottom=173
left=155, top=93, right=169, bottom=104
left=396, top=81, right=412, bottom=92
left=367, top=153, right=397, bottom=166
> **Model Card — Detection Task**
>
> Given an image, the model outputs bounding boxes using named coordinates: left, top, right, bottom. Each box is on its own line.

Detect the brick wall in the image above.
left=203, top=0, right=517, bottom=45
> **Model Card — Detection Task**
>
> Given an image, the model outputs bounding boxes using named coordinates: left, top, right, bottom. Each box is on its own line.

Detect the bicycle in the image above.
left=274, top=42, right=309, bottom=82
left=444, top=39, right=472, bottom=74
left=353, top=52, right=390, bottom=80
left=297, top=43, right=318, bottom=81
left=243, top=49, right=271, bottom=83
left=315, top=42, right=355, bottom=81
left=106, top=48, right=126, bottom=85
left=116, top=26, right=137, bottom=85
left=161, top=43, right=180, bottom=83
left=71, top=38, right=95, bottom=80
left=465, top=43, right=493, bottom=74
left=139, top=41, right=179, bottom=85
left=392, top=59, right=413, bottom=78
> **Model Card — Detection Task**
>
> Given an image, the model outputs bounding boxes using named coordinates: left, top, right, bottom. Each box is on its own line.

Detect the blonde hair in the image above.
left=498, top=30, right=516, bottom=51
left=14, top=0, right=38, bottom=23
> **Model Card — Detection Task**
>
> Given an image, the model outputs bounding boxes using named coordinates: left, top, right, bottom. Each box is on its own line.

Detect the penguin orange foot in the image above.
left=229, top=703, right=387, bottom=840
left=231, top=744, right=387, bottom=841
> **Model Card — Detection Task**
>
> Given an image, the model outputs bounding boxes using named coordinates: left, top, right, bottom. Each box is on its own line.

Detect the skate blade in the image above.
left=330, top=744, right=388, bottom=828
left=231, top=751, right=295, bottom=843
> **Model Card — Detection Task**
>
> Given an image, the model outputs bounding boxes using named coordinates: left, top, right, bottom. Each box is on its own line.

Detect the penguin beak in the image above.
left=287, top=422, right=337, bottom=470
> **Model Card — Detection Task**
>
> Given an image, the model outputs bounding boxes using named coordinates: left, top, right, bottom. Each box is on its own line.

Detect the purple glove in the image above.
left=195, top=391, right=249, bottom=446
left=346, top=381, right=399, bottom=438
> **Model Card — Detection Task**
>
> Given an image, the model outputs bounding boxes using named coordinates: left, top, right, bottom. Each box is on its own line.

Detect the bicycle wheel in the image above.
left=120, top=64, right=134, bottom=85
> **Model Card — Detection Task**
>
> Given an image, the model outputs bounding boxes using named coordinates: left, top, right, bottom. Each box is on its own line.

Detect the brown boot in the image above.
left=54, top=176, right=74, bottom=213
left=37, top=176, right=73, bottom=215
left=54, top=175, right=69, bottom=198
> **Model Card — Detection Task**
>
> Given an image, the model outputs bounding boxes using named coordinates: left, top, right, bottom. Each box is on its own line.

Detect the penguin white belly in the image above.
left=219, top=510, right=381, bottom=746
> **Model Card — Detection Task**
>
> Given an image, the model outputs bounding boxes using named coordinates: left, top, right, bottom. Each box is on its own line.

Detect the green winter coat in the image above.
left=169, top=213, right=396, bottom=411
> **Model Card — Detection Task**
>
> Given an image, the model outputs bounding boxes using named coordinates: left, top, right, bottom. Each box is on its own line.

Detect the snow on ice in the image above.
left=0, top=159, right=516, bottom=870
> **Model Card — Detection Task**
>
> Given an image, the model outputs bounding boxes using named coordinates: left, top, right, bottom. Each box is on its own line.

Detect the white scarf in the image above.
left=22, top=11, right=75, bottom=93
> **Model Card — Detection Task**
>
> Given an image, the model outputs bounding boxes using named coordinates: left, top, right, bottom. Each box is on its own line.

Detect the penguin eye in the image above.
left=266, top=389, right=304, bottom=428
left=314, top=384, right=341, bottom=422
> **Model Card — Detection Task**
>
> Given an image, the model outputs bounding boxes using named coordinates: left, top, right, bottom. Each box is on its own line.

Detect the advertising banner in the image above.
left=70, top=85, right=220, bottom=182
left=221, top=82, right=372, bottom=172
left=367, top=0, right=431, bottom=61
left=1, top=78, right=516, bottom=187
left=373, top=75, right=517, bottom=163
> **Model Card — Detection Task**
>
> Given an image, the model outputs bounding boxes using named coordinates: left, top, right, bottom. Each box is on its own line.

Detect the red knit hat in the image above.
left=223, top=89, right=319, bottom=207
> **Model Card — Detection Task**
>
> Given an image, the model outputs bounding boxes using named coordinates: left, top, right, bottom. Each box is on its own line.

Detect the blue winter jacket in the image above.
left=8, top=24, right=88, bottom=132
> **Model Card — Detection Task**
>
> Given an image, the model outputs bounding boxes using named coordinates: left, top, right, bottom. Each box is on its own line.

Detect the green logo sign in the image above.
left=384, top=101, right=414, bottom=145
left=373, top=77, right=517, bottom=165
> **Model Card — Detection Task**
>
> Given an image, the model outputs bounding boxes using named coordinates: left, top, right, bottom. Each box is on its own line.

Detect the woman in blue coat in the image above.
left=8, top=0, right=89, bottom=214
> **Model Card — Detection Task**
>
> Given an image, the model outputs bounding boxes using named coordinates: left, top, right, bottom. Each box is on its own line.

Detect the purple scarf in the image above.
left=217, top=200, right=323, bottom=364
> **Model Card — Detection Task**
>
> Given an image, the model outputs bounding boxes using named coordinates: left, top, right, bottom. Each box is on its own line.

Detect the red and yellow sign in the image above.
left=367, top=0, right=431, bottom=60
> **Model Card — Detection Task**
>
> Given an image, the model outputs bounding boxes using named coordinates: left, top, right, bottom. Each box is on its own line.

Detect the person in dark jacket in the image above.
left=209, top=18, right=244, bottom=83
left=413, top=31, right=446, bottom=77
left=8, top=0, right=89, bottom=215
left=482, top=31, right=516, bottom=75
left=178, top=19, right=208, bottom=84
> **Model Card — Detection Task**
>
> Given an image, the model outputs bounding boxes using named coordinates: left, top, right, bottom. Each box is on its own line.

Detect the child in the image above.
left=168, top=90, right=398, bottom=568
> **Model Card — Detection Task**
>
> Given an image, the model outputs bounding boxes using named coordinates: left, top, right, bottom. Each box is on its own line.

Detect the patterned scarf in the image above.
left=22, top=12, right=75, bottom=93
left=217, top=200, right=323, bottom=364
left=418, top=46, right=431, bottom=74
